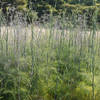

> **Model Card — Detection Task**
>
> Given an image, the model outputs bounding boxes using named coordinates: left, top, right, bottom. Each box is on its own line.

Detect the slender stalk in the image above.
left=16, top=25, right=21, bottom=100
left=31, top=25, right=34, bottom=76
left=30, top=24, right=34, bottom=96
left=91, top=0, right=97, bottom=99
left=5, top=27, right=8, bottom=56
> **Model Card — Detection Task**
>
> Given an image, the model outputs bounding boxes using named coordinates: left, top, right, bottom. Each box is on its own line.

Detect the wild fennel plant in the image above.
left=0, top=10, right=100, bottom=100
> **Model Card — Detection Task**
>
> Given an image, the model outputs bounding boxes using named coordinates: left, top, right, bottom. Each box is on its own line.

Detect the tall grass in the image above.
left=0, top=11, right=100, bottom=100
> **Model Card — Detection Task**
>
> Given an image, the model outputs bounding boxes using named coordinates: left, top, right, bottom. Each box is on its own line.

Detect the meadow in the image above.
left=0, top=13, right=100, bottom=100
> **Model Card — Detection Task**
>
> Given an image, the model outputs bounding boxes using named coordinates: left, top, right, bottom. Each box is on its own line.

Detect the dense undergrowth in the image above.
left=0, top=13, right=100, bottom=100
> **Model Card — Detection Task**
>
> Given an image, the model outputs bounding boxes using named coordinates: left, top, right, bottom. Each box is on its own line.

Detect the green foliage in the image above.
left=1, top=0, right=100, bottom=21
left=0, top=0, right=100, bottom=99
left=1, top=13, right=100, bottom=99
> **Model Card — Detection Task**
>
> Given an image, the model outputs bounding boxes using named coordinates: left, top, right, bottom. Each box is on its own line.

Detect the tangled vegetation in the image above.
left=0, top=0, right=100, bottom=100
left=0, top=10, right=100, bottom=100
left=1, top=0, right=100, bottom=21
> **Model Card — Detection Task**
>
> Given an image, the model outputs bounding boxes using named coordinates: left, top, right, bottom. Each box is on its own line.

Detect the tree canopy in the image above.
left=0, top=0, right=100, bottom=19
